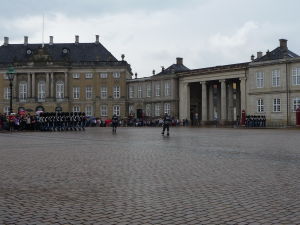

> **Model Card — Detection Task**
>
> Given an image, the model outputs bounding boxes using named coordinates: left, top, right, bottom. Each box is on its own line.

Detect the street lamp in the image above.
left=6, top=66, right=16, bottom=115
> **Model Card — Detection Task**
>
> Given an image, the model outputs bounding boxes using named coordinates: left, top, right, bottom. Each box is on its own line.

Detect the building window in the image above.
left=164, top=82, right=170, bottom=96
left=113, top=72, right=120, bottom=78
left=85, top=73, right=93, bottom=79
left=113, top=105, right=120, bottom=116
left=137, top=86, right=142, bottom=98
left=164, top=103, right=171, bottom=115
left=293, top=98, right=300, bottom=112
left=257, top=99, right=264, bottom=112
left=100, top=105, right=108, bottom=117
left=86, top=87, right=93, bottom=99
left=273, top=98, right=281, bottom=112
left=129, top=105, right=134, bottom=115
left=256, top=72, right=264, bottom=88
left=19, top=81, right=28, bottom=102
left=146, top=104, right=151, bottom=116
left=100, top=87, right=107, bottom=99
left=129, top=86, right=134, bottom=98
left=100, top=73, right=108, bottom=79
left=38, top=81, right=46, bottom=101
left=113, top=86, right=120, bottom=99
left=155, top=84, right=160, bottom=97
left=155, top=104, right=160, bottom=116
left=85, top=105, right=93, bottom=116
left=292, top=68, right=300, bottom=85
left=4, top=87, right=10, bottom=100
left=272, top=70, right=280, bottom=87
left=146, top=85, right=151, bottom=97
left=3, top=106, right=9, bottom=115
left=56, top=81, right=64, bottom=99
left=73, top=87, right=80, bottom=99
left=73, top=105, right=80, bottom=112
left=72, top=73, right=80, bottom=79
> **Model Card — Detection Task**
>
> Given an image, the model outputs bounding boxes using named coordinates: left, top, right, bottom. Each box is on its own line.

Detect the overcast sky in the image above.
left=1, top=0, right=299, bottom=77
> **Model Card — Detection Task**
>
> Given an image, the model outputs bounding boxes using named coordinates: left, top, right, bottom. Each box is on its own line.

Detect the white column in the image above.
left=27, top=73, right=31, bottom=98
left=201, top=81, right=207, bottom=122
left=220, top=79, right=227, bottom=122
left=179, top=82, right=190, bottom=120
left=236, top=81, right=241, bottom=118
left=227, top=82, right=234, bottom=122
left=208, top=83, right=214, bottom=121
left=46, top=73, right=50, bottom=98
left=64, top=72, right=68, bottom=98
left=31, top=73, right=35, bottom=98
left=50, top=72, right=54, bottom=98
left=240, top=77, right=246, bottom=113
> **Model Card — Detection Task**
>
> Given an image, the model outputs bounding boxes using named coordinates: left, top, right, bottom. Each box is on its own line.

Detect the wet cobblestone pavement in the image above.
left=1, top=127, right=300, bottom=225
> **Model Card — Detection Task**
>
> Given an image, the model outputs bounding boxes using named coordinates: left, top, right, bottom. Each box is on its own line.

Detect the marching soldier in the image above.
left=112, top=114, right=119, bottom=133
left=161, top=113, right=171, bottom=136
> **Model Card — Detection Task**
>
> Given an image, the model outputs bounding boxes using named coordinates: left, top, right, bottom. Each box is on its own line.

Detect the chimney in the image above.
left=161, top=66, right=165, bottom=72
left=75, top=35, right=79, bottom=44
left=135, top=73, right=137, bottom=79
left=4, top=37, right=9, bottom=46
left=24, top=36, right=28, bottom=45
left=257, top=51, right=263, bottom=58
left=49, top=36, right=54, bottom=45
left=251, top=55, right=255, bottom=61
left=279, top=39, right=288, bottom=50
left=152, top=69, right=155, bottom=75
left=176, top=57, right=183, bottom=65
left=95, top=35, right=99, bottom=44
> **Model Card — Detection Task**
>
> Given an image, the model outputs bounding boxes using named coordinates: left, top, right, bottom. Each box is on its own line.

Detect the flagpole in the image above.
left=42, top=14, right=45, bottom=48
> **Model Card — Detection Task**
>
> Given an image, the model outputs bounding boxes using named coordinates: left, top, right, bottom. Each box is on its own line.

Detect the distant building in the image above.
left=0, top=35, right=132, bottom=118
left=247, top=39, right=300, bottom=126
left=127, top=58, right=189, bottom=119
left=177, top=39, right=300, bottom=126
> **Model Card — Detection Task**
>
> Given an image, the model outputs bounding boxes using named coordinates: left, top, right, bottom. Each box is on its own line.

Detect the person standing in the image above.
left=161, top=113, right=171, bottom=136
left=112, top=114, right=119, bottom=133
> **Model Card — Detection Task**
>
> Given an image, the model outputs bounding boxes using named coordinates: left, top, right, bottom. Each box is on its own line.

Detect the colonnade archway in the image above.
left=179, top=77, right=246, bottom=125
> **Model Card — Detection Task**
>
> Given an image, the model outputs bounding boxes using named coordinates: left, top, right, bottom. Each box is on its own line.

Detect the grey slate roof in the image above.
left=254, top=47, right=299, bottom=62
left=0, top=42, right=118, bottom=63
left=156, top=63, right=190, bottom=75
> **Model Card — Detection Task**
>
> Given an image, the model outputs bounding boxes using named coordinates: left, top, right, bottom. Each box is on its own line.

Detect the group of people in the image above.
left=0, top=112, right=88, bottom=132
left=37, top=112, right=87, bottom=131
left=245, top=115, right=266, bottom=128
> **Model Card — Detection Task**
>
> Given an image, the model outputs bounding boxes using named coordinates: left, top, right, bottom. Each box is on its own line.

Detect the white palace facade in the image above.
left=178, top=39, right=300, bottom=126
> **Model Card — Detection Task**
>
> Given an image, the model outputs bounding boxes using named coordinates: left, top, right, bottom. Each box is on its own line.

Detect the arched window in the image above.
left=38, top=80, right=46, bottom=101
left=56, top=81, right=64, bottom=99
left=19, top=81, right=28, bottom=102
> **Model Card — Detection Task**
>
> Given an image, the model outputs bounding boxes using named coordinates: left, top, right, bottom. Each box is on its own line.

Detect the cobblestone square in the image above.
left=1, top=127, right=300, bottom=225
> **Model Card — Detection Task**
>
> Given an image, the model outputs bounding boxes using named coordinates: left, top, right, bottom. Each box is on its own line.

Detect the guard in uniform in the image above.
left=112, top=114, right=119, bottom=133
left=161, top=113, right=171, bottom=136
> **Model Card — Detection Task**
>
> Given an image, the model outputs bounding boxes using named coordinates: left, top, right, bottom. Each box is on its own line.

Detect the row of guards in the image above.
left=241, top=108, right=300, bottom=127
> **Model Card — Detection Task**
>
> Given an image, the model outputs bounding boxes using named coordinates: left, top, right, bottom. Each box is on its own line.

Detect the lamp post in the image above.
left=6, top=66, right=16, bottom=115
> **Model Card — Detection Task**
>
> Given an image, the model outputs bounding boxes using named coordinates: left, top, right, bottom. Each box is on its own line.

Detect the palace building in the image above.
left=0, top=35, right=132, bottom=118
left=127, top=58, right=189, bottom=119
left=1, top=36, right=300, bottom=126
left=178, top=39, right=300, bottom=126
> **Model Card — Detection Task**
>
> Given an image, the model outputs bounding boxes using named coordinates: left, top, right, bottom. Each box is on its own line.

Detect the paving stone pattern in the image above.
left=0, top=127, right=300, bottom=225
